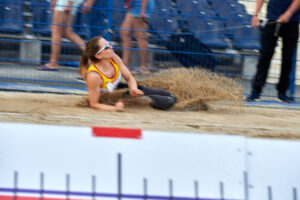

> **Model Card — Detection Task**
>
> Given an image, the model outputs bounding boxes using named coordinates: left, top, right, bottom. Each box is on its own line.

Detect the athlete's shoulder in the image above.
left=87, top=64, right=97, bottom=72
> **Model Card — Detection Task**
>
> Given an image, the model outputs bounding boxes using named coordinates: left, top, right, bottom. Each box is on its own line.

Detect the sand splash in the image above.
left=79, top=68, right=244, bottom=111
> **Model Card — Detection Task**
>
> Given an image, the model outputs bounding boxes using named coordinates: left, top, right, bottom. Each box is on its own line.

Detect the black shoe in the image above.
left=148, top=95, right=176, bottom=110
left=276, top=93, right=293, bottom=103
left=246, top=91, right=260, bottom=102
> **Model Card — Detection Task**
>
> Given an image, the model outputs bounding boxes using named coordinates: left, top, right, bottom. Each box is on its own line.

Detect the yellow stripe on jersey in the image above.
left=86, top=59, right=122, bottom=92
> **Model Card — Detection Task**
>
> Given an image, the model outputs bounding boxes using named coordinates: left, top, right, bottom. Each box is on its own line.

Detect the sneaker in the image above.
left=276, top=93, right=293, bottom=103
left=246, top=91, right=260, bottom=102
left=148, top=95, right=176, bottom=110
left=75, top=77, right=85, bottom=83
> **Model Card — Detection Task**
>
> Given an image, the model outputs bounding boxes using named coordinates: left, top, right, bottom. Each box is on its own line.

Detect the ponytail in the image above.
left=79, top=51, right=89, bottom=78
left=78, top=36, right=103, bottom=78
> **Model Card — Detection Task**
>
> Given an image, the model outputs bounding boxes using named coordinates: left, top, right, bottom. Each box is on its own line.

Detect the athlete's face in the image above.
left=95, top=38, right=114, bottom=59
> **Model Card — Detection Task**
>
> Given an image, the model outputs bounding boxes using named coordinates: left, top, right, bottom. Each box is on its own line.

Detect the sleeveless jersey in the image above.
left=86, top=59, right=122, bottom=92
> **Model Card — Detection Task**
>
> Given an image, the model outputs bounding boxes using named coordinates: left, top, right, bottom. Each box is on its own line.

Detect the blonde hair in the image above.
left=79, top=36, right=103, bottom=78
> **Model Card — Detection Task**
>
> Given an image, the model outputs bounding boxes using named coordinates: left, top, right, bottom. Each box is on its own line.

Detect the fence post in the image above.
left=289, top=46, right=298, bottom=100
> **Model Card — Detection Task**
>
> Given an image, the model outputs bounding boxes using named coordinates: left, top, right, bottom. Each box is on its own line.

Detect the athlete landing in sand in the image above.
left=79, top=36, right=176, bottom=111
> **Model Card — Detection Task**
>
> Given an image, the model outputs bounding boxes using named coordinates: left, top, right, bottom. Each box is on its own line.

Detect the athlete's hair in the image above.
left=79, top=36, right=103, bottom=78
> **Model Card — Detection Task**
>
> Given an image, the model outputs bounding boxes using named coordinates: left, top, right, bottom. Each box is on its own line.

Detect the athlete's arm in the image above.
left=86, top=72, right=124, bottom=111
left=112, top=53, right=144, bottom=97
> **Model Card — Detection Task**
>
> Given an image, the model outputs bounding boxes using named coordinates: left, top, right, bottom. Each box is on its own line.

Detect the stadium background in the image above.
left=0, top=0, right=299, bottom=99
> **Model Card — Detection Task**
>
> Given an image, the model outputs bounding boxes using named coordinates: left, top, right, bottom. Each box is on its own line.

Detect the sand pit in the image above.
left=0, top=68, right=299, bottom=139
left=89, top=68, right=244, bottom=111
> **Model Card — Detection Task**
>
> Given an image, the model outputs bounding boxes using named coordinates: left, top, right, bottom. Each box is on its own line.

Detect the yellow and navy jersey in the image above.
left=86, top=59, right=122, bottom=92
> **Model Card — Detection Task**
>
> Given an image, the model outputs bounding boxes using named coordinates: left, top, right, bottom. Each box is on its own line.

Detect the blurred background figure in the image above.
left=37, top=0, right=95, bottom=71
left=120, top=0, right=155, bottom=75
left=246, top=0, right=300, bottom=103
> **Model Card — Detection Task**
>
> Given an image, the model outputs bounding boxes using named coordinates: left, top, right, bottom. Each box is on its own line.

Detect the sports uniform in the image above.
left=86, top=59, right=176, bottom=110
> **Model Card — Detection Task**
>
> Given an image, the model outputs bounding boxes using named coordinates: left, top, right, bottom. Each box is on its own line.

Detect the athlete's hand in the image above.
left=130, top=88, right=144, bottom=97
left=115, top=99, right=124, bottom=111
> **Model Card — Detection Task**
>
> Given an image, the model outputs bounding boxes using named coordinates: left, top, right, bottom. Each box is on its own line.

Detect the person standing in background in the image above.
left=120, top=0, right=155, bottom=75
left=37, top=0, right=95, bottom=71
left=246, top=0, right=300, bottom=103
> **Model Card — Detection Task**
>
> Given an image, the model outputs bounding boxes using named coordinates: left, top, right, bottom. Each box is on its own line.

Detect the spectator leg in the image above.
left=252, top=24, right=278, bottom=94
left=62, top=13, right=85, bottom=51
left=120, top=12, right=134, bottom=67
left=277, top=22, right=299, bottom=93
left=133, top=17, right=149, bottom=73
left=46, top=10, right=65, bottom=68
